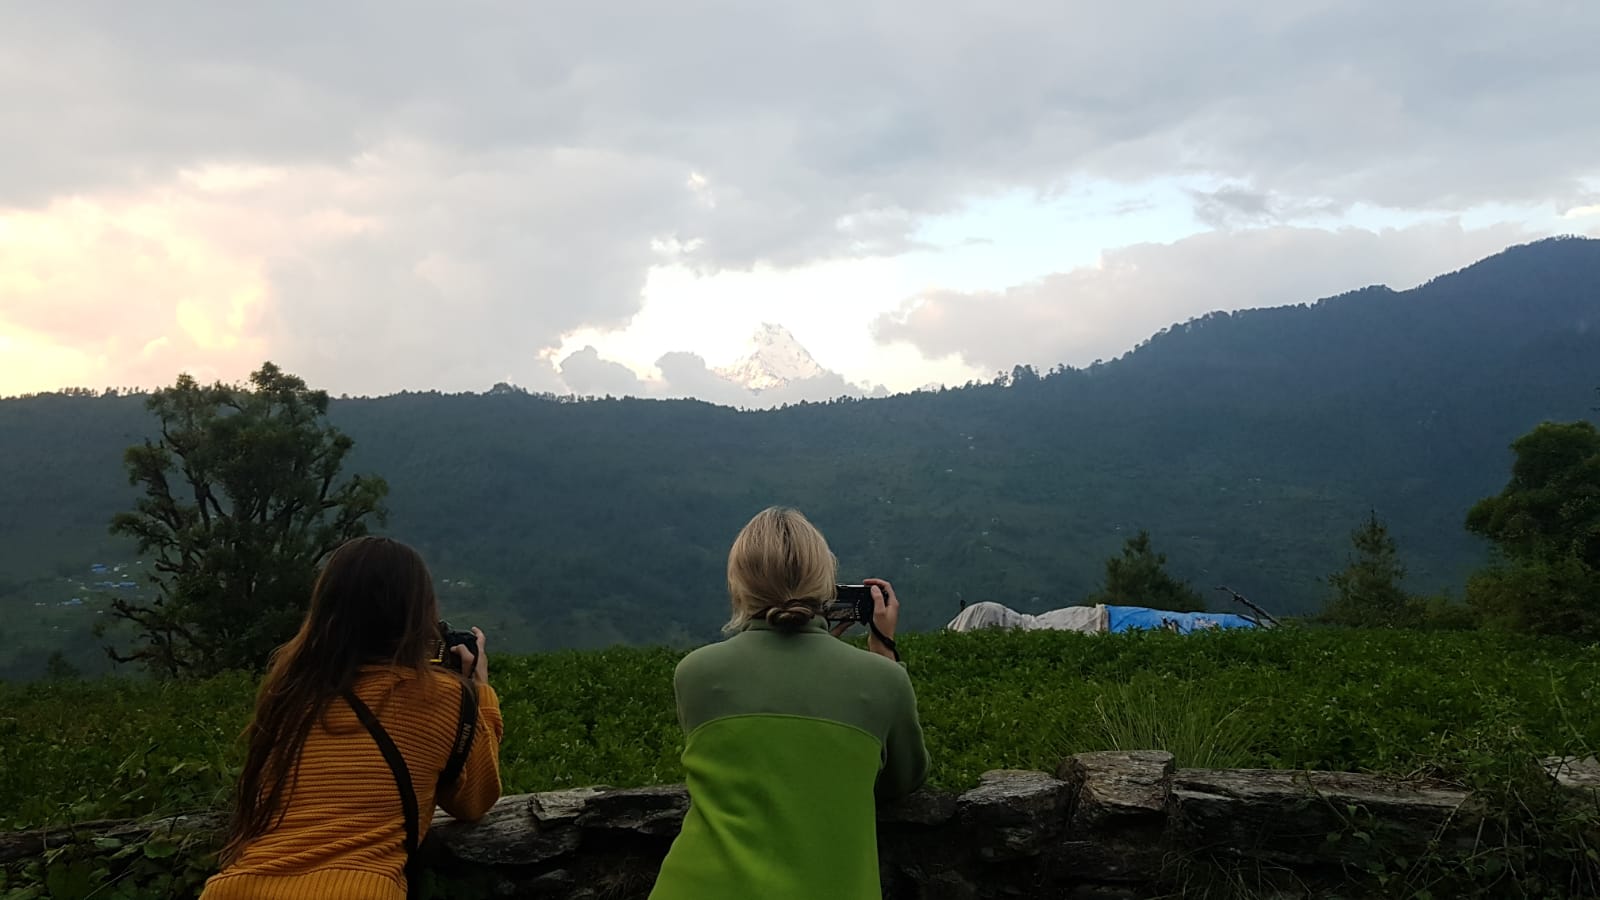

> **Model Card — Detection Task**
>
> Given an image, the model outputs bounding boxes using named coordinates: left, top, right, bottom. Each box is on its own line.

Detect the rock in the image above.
left=520, top=868, right=576, bottom=897
left=1057, top=751, right=1174, bottom=835
left=428, top=794, right=579, bottom=866
left=1169, top=768, right=1478, bottom=866
left=1048, top=840, right=1164, bottom=883
left=531, top=786, right=612, bottom=827
left=1542, top=756, right=1600, bottom=800
left=879, top=788, right=959, bottom=826
left=956, top=770, right=1072, bottom=861
left=1065, top=886, right=1145, bottom=900
left=575, top=784, right=690, bottom=837
left=916, top=870, right=980, bottom=900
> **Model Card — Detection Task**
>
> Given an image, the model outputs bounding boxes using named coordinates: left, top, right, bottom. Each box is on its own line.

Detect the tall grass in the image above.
left=1085, top=674, right=1261, bottom=769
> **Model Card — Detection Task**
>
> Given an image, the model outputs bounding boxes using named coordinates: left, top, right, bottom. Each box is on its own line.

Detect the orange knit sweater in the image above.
left=201, top=666, right=504, bottom=900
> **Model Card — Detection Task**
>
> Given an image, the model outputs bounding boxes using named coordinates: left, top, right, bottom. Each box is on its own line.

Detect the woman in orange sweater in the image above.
left=201, top=536, right=504, bottom=900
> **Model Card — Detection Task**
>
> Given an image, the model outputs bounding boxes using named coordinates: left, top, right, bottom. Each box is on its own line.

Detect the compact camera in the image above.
left=823, top=584, right=878, bottom=625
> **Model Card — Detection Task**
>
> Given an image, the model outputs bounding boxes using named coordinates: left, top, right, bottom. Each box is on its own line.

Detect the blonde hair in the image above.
left=725, top=507, right=838, bottom=634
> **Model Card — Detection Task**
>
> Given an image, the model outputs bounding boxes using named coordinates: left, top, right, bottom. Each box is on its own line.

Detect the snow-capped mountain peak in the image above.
left=714, top=323, right=828, bottom=391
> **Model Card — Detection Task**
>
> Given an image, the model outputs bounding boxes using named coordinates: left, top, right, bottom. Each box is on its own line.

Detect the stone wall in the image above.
left=417, top=751, right=1489, bottom=899
left=7, top=754, right=1595, bottom=898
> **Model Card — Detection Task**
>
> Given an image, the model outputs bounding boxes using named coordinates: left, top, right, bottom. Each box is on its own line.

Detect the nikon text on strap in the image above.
left=438, top=682, right=478, bottom=788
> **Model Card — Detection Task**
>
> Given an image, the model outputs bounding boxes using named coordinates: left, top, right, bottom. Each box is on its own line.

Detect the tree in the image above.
left=1321, top=511, right=1420, bottom=628
left=103, top=363, right=389, bottom=677
left=1089, top=530, right=1206, bottom=612
left=1464, top=421, right=1600, bottom=639
left=44, top=651, right=80, bottom=681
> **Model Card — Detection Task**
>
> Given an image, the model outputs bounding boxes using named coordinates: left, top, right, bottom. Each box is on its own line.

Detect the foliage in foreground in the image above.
left=3, top=628, right=1598, bottom=897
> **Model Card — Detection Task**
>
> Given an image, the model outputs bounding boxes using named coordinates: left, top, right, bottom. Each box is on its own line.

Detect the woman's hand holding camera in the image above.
left=451, top=626, right=489, bottom=685
left=863, top=578, right=899, bottom=661
left=830, top=578, right=900, bottom=662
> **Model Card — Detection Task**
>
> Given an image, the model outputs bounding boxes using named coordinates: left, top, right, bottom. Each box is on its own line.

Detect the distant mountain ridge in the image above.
left=1, top=237, right=1595, bottom=679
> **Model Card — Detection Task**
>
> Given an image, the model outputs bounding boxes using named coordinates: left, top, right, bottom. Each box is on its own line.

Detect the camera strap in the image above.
left=344, top=690, right=423, bottom=899
left=343, top=681, right=479, bottom=900
left=439, top=682, right=479, bottom=788
left=867, top=620, right=900, bottom=662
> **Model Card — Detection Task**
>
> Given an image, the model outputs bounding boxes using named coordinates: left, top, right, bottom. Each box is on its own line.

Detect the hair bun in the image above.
left=765, top=602, right=817, bottom=631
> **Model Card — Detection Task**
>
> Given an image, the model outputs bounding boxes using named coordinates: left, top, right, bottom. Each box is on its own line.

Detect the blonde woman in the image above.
left=649, top=507, right=929, bottom=900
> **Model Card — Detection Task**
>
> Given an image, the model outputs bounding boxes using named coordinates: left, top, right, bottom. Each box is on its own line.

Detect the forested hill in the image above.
left=2, top=236, right=1596, bottom=675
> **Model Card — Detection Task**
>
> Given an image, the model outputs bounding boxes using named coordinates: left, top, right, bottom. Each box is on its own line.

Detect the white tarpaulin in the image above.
left=945, top=600, right=1108, bottom=634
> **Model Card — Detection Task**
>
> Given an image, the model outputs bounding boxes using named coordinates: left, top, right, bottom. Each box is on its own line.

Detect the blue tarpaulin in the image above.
left=1103, top=606, right=1260, bottom=634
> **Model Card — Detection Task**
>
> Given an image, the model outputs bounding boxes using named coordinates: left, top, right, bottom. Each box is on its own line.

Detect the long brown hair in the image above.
left=220, top=536, right=443, bottom=866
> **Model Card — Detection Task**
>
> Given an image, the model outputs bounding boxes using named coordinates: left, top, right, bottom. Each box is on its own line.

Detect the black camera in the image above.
left=823, top=584, right=878, bottom=625
left=433, top=620, right=478, bottom=672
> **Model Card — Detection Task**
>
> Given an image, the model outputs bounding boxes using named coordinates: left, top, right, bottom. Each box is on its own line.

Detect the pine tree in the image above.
left=1322, top=511, right=1416, bottom=627
left=1090, top=530, right=1207, bottom=612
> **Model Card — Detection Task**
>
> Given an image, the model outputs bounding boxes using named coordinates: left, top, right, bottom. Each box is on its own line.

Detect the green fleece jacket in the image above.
left=648, top=618, right=930, bottom=900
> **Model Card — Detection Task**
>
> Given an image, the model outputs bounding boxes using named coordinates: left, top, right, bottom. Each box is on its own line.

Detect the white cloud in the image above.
left=558, top=346, right=648, bottom=398
left=872, top=221, right=1539, bottom=373
left=556, top=345, right=884, bottom=409
left=2, top=1, right=1597, bottom=396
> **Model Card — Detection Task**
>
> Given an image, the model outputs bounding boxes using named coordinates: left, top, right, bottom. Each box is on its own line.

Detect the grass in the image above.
left=4, top=626, right=1599, bottom=897
left=1087, top=675, right=1262, bottom=769
left=3, top=627, right=1598, bottom=832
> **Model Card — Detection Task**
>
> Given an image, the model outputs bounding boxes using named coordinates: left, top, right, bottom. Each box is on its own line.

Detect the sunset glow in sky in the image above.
left=2, top=3, right=1597, bottom=403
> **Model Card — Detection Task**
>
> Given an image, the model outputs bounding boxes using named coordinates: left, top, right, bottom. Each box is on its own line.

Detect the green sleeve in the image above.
left=875, top=667, right=930, bottom=800
left=673, top=663, right=689, bottom=732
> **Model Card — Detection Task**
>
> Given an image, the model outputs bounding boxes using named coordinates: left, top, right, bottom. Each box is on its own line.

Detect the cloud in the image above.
left=558, top=346, right=648, bottom=397
left=0, top=189, right=271, bottom=394
left=11, top=2, right=1597, bottom=214
left=871, top=221, right=1538, bottom=373
left=2, top=1, right=1597, bottom=394
left=653, top=351, right=884, bottom=408
left=1190, top=186, right=1347, bottom=230
left=555, top=346, right=882, bottom=408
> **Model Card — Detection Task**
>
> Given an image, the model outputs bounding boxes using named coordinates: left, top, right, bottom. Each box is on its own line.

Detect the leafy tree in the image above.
left=1320, top=511, right=1420, bottom=627
left=1089, top=530, right=1206, bottom=612
left=102, top=363, right=389, bottom=677
left=1465, top=421, right=1600, bottom=639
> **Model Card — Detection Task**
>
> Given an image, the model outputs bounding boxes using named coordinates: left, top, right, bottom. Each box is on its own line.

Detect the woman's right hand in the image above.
left=863, top=578, right=900, bottom=660
left=452, top=626, right=489, bottom=684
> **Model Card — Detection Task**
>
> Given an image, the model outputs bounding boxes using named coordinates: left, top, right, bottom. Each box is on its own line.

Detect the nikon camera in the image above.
left=432, top=621, right=478, bottom=672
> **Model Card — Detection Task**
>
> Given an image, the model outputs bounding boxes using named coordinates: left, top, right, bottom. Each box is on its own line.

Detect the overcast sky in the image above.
left=2, top=1, right=1597, bottom=402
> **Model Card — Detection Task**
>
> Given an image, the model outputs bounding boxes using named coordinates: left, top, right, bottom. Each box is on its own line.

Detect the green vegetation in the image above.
left=1466, top=420, right=1600, bottom=641
left=3, top=628, right=1596, bottom=827
left=1321, top=512, right=1413, bottom=627
left=3, top=628, right=1598, bottom=896
left=104, top=364, right=388, bottom=677
left=1087, top=529, right=1207, bottom=612
left=1317, top=510, right=1475, bottom=630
